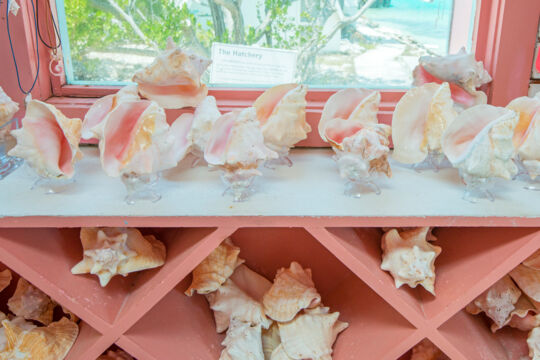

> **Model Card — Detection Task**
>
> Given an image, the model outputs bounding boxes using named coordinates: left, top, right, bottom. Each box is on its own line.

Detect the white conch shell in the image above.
left=506, top=93, right=540, bottom=179
left=204, top=107, right=278, bottom=171
left=189, top=96, right=221, bottom=157
left=380, top=227, right=441, bottom=295
left=71, top=227, right=166, bottom=287
left=413, top=48, right=491, bottom=108
left=219, top=319, right=264, bottom=360
left=392, top=83, right=457, bottom=164
left=9, top=100, right=82, bottom=179
left=205, top=279, right=272, bottom=333
left=278, top=306, right=348, bottom=360
left=95, top=99, right=192, bottom=177
left=97, top=349, right=134, bottom=360
left=0, top=317, right=78, bottom=360
left=8, top=0, right=20, bottom=16
left=0, top=86, right=19, bottom=128
left=465, top=275, right=522, bottom=328
left=7, top=278, right=55, bottom=325
left=253, top=84, right=310, bottom=153
left=185, top=238, right=244, bottom=296
left=442, top=104, right=518, bottom=179
left=524, top=250, right=540, bottom=270
left=262, top=323, right=281, bottom=360
left=489, top=295, right=540, bottom=332
left=230, top=264, right=272, bottom=302
left=0, top=269, right=11, bottom=293
left=82, top=85, right=139, bottom=140
left=411, top=339, right=447, bottom=360
left=529, top=326, right=540, bottom=360
left=132, top=38, right=211, bottom=109
left=270, top=344, right=292, bottom=360
left=510, top=264, right=540, bottom=303
left=319, top=88, right=380, bottom=141
left=262, top=262, right=321, bottom=322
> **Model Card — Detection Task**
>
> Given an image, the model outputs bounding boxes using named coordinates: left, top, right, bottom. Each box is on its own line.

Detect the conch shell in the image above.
left=510, top=264, right=540, bottom=303
left=7, top=278, right=55, bottom=325
left=97, top=349, right=134, bottom=360
left=189, top=95, right=221, bottom=157
left=413, top=48, right=491, bottom=108
left=9, top=100, right=82, bottom=179
left=410, top=339, right=447, bottom=360
left=506, top=93, right=540, bottom=179
left=71, top=227, right=166, bottom=287
left=277, top=306, right=348, bottom=360
left=220, top=319, right=264, bottom=360
left=132, top=38, right=211, bottom=109
left=230, top=264, right=272, bottom=302
left=205, top=279, right=272, bottom=333
left=392, top=83, right=457, bottom=164
left=380, top=228, right=441, bottom=295
left=185, top=238, right=244, bottom=296
left=262, top=323, right=281, bottom=359
left=442, top=104, right=518, bottom=179
left=0, top=317, right=78, bottom=360
left=0, top=86, right=19, bottom=128
left=528, top=326, right=540, bottom=360
left=262, top=262, right=321, bottom=322
left=94, top=99, right=192, bottom=177
left=489, top=295, right=540, bottom=332
left=524, top=250, right=540, bottom=270
left=253, top=84, right=310, bottom=154
left=465, top=275, right=522, bottom=328
left=81, top=85, right=139, bottom=140
left=0, top=269, right=11, bottom=293
left=204, top=107, right=278, bottom=171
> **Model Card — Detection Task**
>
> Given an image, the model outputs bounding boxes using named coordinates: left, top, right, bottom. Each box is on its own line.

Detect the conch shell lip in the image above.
left=253, top=83, right=300, bottom=125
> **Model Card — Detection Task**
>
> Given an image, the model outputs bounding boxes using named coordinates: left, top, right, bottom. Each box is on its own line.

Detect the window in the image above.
left=57, top=0, right=476, bottom=89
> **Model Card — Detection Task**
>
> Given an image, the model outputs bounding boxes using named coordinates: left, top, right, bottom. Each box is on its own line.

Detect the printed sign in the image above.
left=210, top=43, right=298, bottom=85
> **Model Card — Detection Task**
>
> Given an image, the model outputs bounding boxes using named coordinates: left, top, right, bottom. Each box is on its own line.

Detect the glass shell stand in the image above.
left=516, top=159, right=540, bottom=191
left=334, top=151, right=382, bottom=198
left=0, top=118, right=23, bottom=180
left=265, top=146, right=293, bottom=169
left=121, top=172, right=162, bottom=205
left=412, top=151, right=449, bottom=173
left=460, top=170, right=495, bottom=203
left=220, top=167, right=260, bottom=202
left=22, top=164, right=77, bottom=194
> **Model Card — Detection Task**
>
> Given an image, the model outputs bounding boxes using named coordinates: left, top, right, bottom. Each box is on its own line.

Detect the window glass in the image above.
left=59, top=0, right=471, bottom=88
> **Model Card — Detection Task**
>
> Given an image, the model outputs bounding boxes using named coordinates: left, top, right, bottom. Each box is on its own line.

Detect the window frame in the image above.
left=18, top=0, right=540, bottom=133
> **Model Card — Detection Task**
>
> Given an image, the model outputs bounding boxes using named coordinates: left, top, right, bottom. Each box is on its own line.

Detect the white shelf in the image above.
left=0, top=147, right=539, bottom=227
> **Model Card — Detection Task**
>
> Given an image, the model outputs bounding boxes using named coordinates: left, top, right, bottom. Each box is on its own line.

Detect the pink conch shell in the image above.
left=524, top=250, right=540, bottom=270
left=319, top=88, right=380, bottom=141
left=132, top=38, right=211, bottom=109
left=262, top=323, right=281, bottom=359
left=206, top=279, right=272, bottom=333
left=253, top=84, right=310, bottom=153
left=392, top=83, right=457, bottom=164
left=230, top=264, right=272, bottom=302
left=262, top=262, right=321, bottom=322
left=97, top=349, right=134, bottom=360
left=219, top=319, right=264, bottom=360
left=510, top=264, right=540, bottom=303
left=506, top=93, right=540, bottom=179
left=411, top=339, right=448, bottom=360
left=413, top=48, right=491, bottom=108
left=278, top=306, right=348, bottom=360
left=81, top=85, right=139, bottom=140
left=0, top=269, right=11, bottom=293
left=7, top=278, right=55, bottom=325
left=189, top=96, right=221, bottom=156
left=489, top=295, right=540, bottom=332
left=9, top=100, right=82, bottom=179
left=0, top=86, right=19, bottom=128
left=442, top=104, right=518, bottom=179
left=185, top=238, right=244, bottom=296
left=95, top=99, right=191, bottom=177
left=465, top=275, right=522, bottom=328
left=71, top=228, right=166, bottom=287
left=204, top=107, right=278, bottom=170
left=528, top=326, right=540, bottom=360
left=0, top=317, right=78, bottom=360
left=380, top=228, right=441, bottom=295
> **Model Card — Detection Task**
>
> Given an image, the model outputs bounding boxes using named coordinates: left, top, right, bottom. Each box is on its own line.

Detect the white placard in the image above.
left=210, top=43, right=298, bottom=85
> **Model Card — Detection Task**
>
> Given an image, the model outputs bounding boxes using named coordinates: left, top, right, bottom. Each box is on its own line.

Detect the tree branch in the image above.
left=208, top=0, right=226, bottom=41
left=214, top=0, right=245, bottom=43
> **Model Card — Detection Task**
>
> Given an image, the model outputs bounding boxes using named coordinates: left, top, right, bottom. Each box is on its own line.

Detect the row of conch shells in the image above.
left=9, top=100, right=83, bottom=179
left=185, top=239, right=348, bottom=359
left=465, top=250, right=540, bottom=359
left=0, top=269, right=80, bottom=360
left=380, top=227, right=441, bottom=295
left=413, top=47, right=492, bottom=109
left=71, top=227, right=166, bottom=287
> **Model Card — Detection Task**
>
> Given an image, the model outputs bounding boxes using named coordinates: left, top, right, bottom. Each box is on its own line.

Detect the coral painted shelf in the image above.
left=0, top=147, right=539, bottom=227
